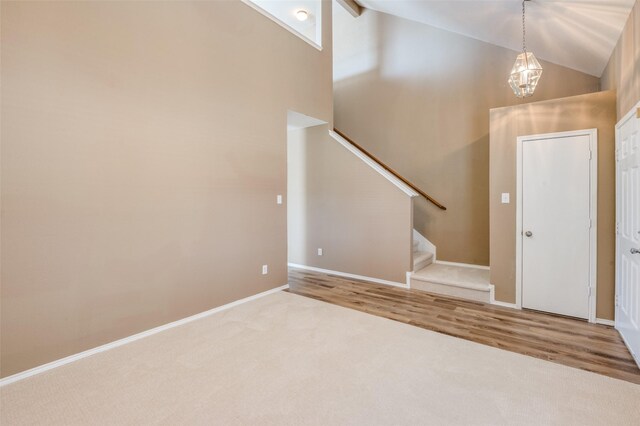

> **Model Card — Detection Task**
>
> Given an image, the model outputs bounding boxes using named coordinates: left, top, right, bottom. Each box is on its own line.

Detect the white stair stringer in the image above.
left=412, top=229, right=436, bottom=260
left=412, top=229, right=435, bottom=272
left=413, top=251, right=434, bottom=271
left=410, top=263, right=493, bottom=303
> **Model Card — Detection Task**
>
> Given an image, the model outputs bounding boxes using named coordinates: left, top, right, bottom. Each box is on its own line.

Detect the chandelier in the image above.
left=508, top=0, right=542, bottom=98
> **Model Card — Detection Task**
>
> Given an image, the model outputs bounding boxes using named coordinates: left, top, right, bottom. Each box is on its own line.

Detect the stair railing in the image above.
left=333, top=128, right=447, bottom=211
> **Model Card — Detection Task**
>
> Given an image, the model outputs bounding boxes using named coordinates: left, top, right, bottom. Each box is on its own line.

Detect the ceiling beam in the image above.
left=336, top=0, right=362, bottom=17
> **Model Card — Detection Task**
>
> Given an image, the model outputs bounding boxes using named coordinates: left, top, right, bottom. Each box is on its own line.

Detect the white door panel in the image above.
left=521, top=134, right=593, bottom=320
left=616, top=102, right=640, bottom=367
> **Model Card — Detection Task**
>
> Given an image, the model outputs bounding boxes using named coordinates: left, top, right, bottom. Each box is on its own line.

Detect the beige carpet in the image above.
left=1, top=291, right=639, bottom=425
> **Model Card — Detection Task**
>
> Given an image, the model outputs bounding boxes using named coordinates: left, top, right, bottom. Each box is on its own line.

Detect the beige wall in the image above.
left=287, top=125, right=412, bottom=283
left=489, top=91, right=617, bottom=320
left=601, top=0, right=640, bottom=118
left=333, top=7, right=601, bottom=266
left=0, top=0, right=333, bottom=377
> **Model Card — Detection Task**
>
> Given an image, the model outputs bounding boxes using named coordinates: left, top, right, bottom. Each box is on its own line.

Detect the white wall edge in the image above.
left=328, top=131, right=419, bottom=198
left=289, top=263, right=410, bottom=288
left=434, top=260, right=490, bottom=270
left=240, top=0, right=323, bottom=51
left=0, top=284, right=290, bottom=387
left=595, top=318, right=615, bottom=327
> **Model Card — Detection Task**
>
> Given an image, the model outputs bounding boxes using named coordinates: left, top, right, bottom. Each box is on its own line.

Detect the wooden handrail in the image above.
left=333, top=128, right=447, bottom=211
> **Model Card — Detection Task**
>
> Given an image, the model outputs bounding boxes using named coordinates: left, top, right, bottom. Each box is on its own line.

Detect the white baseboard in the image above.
left=289, top=263, right=409, bottom=288
left=595, top=318, right=615, bottom=327
left=434, top=260, right=490, bottom=270
left=488, top=301, right=615, bottom=322
left=489, top=295, right=521, bottom=310
left=0, top=284, right=289, bottom=387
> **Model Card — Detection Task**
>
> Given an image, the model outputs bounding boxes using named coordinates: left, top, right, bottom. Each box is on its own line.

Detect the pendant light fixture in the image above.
left=508, top=0, right=542, bottom=98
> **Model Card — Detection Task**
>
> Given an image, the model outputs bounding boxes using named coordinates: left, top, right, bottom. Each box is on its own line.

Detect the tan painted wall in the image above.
left=287, top=125, right=412, bottom=283
left=0, top=0, right=333, bottom=377
left=489, top=91, right=617, bottom=320
left=333, top=7, right=601, bottom=266
left=601, top=0, right=640, bottom=119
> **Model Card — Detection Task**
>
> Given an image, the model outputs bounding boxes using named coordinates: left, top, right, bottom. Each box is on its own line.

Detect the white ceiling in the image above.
left=355, top=0, right=635, bottom=76
left=248, top=0, right=321, bottom=44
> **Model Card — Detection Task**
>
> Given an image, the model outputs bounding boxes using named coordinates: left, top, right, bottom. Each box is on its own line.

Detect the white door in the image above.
left=519, top=130, right=596, bottom=320
left=616, top=102, right=640, bottom=367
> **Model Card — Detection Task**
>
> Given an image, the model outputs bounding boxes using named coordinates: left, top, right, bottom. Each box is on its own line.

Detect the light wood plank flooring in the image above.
left=287, top=267, right=640, bottom=384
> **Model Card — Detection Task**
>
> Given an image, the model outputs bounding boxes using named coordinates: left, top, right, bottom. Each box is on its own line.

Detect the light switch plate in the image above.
left=276, top=195, right=282, bottom=205
left=262, top=265, right=268, bottom=275
left=317, top=248, right=323, bottom=256
left=501, top=193, right=510, bottom=204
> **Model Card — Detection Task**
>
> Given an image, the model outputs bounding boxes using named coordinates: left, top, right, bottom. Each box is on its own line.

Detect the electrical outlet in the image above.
left=501, top=193, right=510, bottom=204
left=262, top=265, right=268, bottom=275
left=317, top=248, right=323, bottom=256
left=276, top=195, right=282, bottom=205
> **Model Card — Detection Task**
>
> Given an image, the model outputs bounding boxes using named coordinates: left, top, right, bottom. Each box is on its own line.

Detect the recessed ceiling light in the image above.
left=296, top=10, right=309, bottom=21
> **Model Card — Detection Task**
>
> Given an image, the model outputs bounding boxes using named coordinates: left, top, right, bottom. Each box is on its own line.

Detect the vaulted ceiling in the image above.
left=355, top=0, right=635, bottom=77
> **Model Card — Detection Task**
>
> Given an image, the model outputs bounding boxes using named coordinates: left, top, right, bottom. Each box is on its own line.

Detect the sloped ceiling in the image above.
left=356, top=0, right=635, bottom=76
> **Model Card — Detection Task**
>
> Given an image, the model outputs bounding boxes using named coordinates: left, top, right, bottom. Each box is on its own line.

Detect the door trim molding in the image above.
left=614, top=100, right=640, bottom=368
left=515, top=129, right=598, bottom=323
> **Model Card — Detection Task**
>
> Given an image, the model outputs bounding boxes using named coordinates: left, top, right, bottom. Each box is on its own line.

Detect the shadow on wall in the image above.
left=332, top=6, right=601, bottom=266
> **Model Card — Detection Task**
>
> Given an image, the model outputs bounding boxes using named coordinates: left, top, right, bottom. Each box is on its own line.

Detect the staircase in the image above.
left=413, top=248, right=434, bottom=271
left=333, top=128, right=493, bottom=304
left=412, top=230, right=434, bottom=271
left=410, top=231, right=493, bottom=303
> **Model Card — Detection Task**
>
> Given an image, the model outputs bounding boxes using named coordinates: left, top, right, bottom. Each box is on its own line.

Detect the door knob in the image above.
left=525, top=231, right=533, bottom=237
left=631, top=248, right=640, bottom=254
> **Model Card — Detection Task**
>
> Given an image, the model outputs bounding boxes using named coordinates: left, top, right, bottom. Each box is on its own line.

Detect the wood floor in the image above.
left=287, top=267, right=640, bottom=385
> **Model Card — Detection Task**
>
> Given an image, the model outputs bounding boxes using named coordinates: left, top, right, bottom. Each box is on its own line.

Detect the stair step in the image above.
left=412, top=251, right=434, bottom=271
left=410, top=263, right=492, bottom=303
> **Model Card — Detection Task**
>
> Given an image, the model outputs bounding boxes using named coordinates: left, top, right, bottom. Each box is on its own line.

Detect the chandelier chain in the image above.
left=522, top=0, right=526, bottom=52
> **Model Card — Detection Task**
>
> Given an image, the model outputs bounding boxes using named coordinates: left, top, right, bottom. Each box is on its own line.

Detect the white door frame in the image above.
left=615, top=100, right=640, bottom=367
left=515, top=129, right=598, bottom=323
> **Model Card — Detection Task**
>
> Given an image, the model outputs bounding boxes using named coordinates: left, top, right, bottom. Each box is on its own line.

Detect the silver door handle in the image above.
left=525, top=231, right=533, bottom=237
left=631, top=248, right=640, bottom=254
